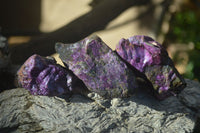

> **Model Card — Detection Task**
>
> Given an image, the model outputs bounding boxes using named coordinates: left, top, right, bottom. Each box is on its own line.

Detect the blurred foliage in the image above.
left=171, top=11, right=200, bottom=48
left=168, top=5, right=200, bottom=80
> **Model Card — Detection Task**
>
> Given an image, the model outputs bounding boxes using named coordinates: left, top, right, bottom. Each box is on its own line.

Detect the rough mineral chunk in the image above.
left=17, top=54, right=77, bottom=96
left=116, top=35, right=186, bottom=99
left=55, top=35, right=137, bottom=98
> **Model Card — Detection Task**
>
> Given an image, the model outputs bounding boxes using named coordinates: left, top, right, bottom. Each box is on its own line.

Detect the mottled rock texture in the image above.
left=116, top=35, right=186, bottom=99
left=56, top=35, right=137, bottom=98
left=0, top=79, right=199, bottom=133
left=17, top=54, right=84, bottom=96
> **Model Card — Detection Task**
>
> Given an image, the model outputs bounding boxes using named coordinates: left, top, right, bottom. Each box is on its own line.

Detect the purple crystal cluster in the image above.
left=17, top=35, right=186, bottom=100
left=17, top=54, right=77, bottom=96
left=116, top=35, right=186, bottom=99
left=55, top=35, right=137, bottom=98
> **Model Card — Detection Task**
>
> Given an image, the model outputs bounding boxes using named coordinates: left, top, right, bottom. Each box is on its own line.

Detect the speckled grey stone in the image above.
left=55, top=35, right=138, bottom=98
left=0, top=79, right=199, bottom=133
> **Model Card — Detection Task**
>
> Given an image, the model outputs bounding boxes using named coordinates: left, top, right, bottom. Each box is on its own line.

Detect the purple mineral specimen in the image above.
left=55, top=35, right=138, bottom=98
left=17, top=54, right=78, bottom=96
left=116, top=35, right=186, bottom=99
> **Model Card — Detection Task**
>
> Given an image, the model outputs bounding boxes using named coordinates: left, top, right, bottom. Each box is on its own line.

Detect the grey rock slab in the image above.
left=178, top=79, right=200, bottom=114
left=0, top=79, right=200, bottom=133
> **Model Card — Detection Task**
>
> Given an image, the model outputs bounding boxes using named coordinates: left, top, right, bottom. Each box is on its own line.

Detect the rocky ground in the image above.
left=0, top=79, right=199, bottom=133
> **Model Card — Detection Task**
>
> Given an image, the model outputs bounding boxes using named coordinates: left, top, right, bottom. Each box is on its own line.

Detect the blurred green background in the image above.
left=166, top=0, right=200, bottom=81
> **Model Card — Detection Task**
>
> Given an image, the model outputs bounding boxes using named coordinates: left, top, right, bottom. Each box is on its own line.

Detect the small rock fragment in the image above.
left=55, top=35, right=138, bottom=98
left=116, top=35, right=186, bottom=99
left=17, top=54, right=79, bottom=96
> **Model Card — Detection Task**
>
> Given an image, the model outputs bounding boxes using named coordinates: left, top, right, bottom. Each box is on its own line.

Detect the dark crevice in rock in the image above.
left=0, top=126, right=19, bottom=133
left=193, top=116, right=200, bottom=133
left=69, top=94, right=94, bottom=103
left=100, top=123, right=118, bottom=133
left=0, top=70, right=16, bottom=92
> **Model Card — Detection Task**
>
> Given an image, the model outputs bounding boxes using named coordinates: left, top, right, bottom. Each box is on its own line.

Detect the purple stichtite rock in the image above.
left=17, top=54, right=80, bottom=96
left=55, top=35, right=138, bottom=98
left=116, top=35, right=186, bottom=99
